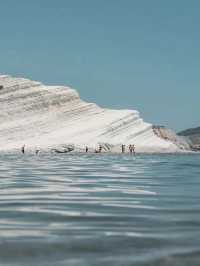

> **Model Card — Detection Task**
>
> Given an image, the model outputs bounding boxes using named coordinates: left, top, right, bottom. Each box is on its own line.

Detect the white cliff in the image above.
left=0, top=75, right=181, bottom=153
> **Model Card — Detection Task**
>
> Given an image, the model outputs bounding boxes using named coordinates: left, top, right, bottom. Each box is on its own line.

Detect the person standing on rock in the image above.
left=129, top=144, right=132, bottom=154
left=99, top=145, right=102, bottom=153
left=132, top=144, right=135, bottom=155
left=21, top=144, right=25, bottom=154
left=122, top=144, right=125, bottom=153
left=35, top=147, right=40, bottom=155
left=129, top=144, right=135, bottom=154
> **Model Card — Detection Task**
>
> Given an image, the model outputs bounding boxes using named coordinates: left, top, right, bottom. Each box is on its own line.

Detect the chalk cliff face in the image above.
left=0, top=75, right=181, bottom=152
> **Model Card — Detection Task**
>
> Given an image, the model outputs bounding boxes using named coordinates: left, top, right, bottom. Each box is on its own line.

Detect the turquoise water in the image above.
left=0, top=153, right=200, bottom=266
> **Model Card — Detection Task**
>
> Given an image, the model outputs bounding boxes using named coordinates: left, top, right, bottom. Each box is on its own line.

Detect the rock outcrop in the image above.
left=0, top=74, right=184, bottom=153
left=178, top=127, right=200, bottom=151
left=153, top=125, right=191, bottom=151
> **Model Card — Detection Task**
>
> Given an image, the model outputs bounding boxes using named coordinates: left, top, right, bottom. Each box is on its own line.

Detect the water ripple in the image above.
left=0, top=153, right=200, bottom=265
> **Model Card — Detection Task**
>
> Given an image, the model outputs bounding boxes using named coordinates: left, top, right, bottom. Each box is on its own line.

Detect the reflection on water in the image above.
left=0, top=153, right=200, bottom=265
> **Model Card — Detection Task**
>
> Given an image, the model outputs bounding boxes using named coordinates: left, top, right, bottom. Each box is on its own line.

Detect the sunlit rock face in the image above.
left=0, top=75, right=181, bottom=152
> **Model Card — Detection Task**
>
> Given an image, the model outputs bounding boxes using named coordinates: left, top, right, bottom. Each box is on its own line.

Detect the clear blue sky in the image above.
left=0, top=0, right=199, bottom=131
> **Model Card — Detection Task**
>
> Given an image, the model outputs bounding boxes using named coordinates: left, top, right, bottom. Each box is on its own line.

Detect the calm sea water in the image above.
left=0, top=153, right=200, bottom=266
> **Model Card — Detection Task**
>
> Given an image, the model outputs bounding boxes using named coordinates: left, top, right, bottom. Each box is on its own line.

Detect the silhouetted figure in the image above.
left=36, top=148, right=40, bottom=155
left=95, top=145, right=102, bottom=153
left=129, top=144, right=136, bottom=154
left=21, top=145, right=25, bottom=154
left=122, top=144, right=125, bottom=153
left=99, top=145, right=102, bottom=153
left=132, top=144, right=135, bottom=155
left=86, top=146, right=89, bottom=153
left=129, top=144, right=132, bottom=153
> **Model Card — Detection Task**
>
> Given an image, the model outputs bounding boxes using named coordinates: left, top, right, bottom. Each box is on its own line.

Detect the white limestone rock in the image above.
left=0, top=74, right=181, bottom=153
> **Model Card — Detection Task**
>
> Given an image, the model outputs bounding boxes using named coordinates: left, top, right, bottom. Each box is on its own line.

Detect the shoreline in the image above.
left=0, top=150, right=198, bottom=156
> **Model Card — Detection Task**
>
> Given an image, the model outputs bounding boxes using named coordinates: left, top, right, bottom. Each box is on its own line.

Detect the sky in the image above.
left=0, top=0, right=199, bottom=132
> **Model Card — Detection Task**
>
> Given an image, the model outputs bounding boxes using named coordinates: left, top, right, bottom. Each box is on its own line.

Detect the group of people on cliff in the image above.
left=121, top=144, right=135, bottom=154
left=21, top=145, right=39, bottom=155
left=21, top=144, right=136, bottom=155
left=85, top=144, right=135, bottom=154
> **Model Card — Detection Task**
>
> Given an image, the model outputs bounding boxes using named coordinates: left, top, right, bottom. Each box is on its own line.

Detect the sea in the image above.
left=0, top=153, right=200, bottom=266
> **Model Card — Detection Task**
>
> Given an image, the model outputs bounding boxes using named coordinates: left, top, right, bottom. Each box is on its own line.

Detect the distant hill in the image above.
left=178, top=127, right=200, bottom=150
left=178, top=127, right=200, bottom=136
